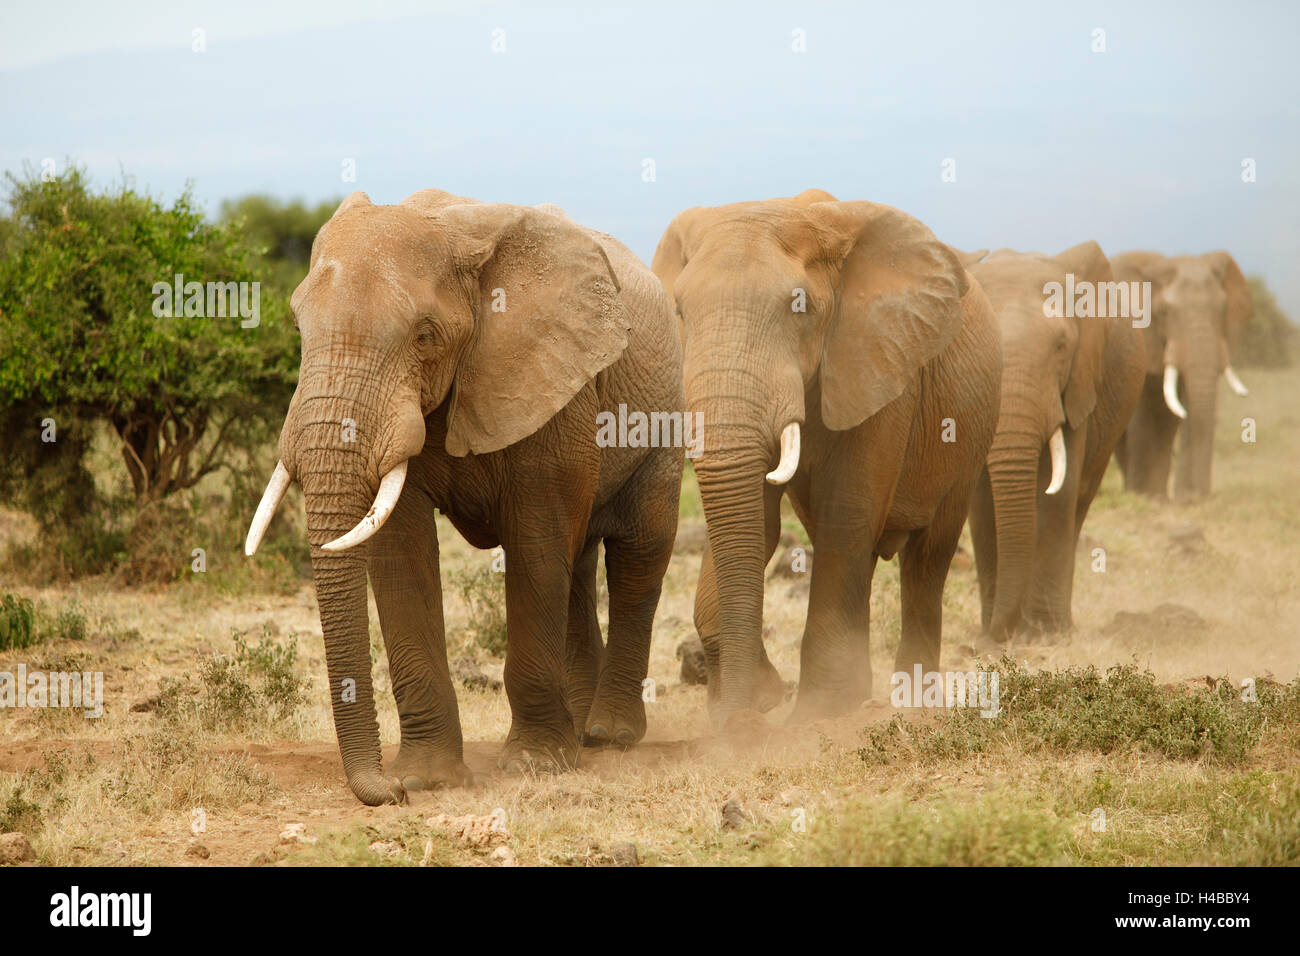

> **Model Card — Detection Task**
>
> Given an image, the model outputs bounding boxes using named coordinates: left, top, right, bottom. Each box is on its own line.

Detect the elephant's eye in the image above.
left=415, top=323, right=440, bottom=353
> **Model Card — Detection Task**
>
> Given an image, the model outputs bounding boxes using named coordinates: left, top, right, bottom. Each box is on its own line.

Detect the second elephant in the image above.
left=653, top=190, right=1003, bottom=725
left=965, top=243, right=1145, bottom=641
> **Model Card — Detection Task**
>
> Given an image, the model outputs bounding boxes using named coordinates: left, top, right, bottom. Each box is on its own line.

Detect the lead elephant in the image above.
left=963, top=243, right=1145, bottom=642
left=1111, top=251, right=1253, bottom=499
left=245, top=190, right=683, bottom=805
left=652, top=190, right=1002, bottom=725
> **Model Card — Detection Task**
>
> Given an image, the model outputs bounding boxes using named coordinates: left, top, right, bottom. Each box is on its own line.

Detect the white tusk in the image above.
left=245, top=461, right=291, bottom=556
left=1223, top=365, right=1249, bottom=397
left=321, top=460, right=409, bottom=553
left=765, top=423, right=801, bottom=485
left=1162, top=365, right=1188, bottom=419
left=1044, top=427, right=1067, bottom=495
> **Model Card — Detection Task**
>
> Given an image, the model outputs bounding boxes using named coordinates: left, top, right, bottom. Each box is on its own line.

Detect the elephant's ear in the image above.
left=1203, top=251, right=1252, bottom=352
left=1055, top=240, right=1113, bottom=429
left=436, top=203, right=631, bottom=457
left=814, top=202, right=970, bottom=431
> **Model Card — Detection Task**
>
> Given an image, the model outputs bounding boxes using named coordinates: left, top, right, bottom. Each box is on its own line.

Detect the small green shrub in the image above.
left=157, top=626, right=308, bottom=730
left=449, top=564, right=508, bottom=657
left=859, top=658, right=1300, bottom=766
left=0, top=591, right=37, bottom=650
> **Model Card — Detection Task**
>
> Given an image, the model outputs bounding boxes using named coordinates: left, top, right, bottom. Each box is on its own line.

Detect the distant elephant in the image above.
left=962, top=243, right=1145, bottom=641
left=245, top=191, right=683, bottom=805
left=652, top=190, right=1002, bottom=725
left=1111, top=251, right=1253, bottom=499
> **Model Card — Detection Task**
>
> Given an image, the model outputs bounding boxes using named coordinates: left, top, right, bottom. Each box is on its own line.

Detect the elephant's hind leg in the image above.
left=585, top=454, right=680, bottom=748
left=896, top=486, right=970, bottom=676
left=369, top=489, right=473, bottom=791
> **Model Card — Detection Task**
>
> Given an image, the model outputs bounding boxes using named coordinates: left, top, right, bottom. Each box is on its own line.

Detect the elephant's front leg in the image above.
left=789, top=531, right=876, bottom=723
left=368, top=488, right=473, bottom=790
left=499, top=535, right=584, bottom=772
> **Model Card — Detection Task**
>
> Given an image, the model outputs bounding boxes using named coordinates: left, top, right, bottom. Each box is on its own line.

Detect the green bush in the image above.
left=158, top=626, right=308, bottom=730
left=859, top=659, right=1299, bottom=766
left=0, top=591, right=36, bottom=650
left=1238, top=277, right=1294, bottom=368
left=449, top=564, right=508, bottom=657
left=0, top=166, right=301, bottom=580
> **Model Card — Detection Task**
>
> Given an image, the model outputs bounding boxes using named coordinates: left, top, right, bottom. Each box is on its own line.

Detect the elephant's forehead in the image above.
left=1167, top=257, right=1214, bottom=283
left=294, top=252, right=418, bottom=321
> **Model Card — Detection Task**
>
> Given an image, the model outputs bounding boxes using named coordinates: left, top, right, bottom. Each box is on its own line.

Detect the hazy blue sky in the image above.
left=3, top=0, right=1298, bottom=312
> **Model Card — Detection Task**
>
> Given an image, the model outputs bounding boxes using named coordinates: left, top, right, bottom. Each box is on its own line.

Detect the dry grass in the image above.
left=1, top=369, right=1297, bottom=866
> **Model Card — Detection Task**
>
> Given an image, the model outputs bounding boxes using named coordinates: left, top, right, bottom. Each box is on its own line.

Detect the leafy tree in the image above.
left=0, top=166, right=298, bottom=510
left=219, top=194, right=339, bottom=293
left=1239, top=277, right=1294, bottom=368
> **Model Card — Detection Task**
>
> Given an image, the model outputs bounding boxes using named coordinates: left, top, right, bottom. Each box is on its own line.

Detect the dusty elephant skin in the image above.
left=1111, top=251, right=1253, bottom=500
left=963, top=243, right=1145, bottom=642
left=652, top=189, right=1003, bottom=727
left=246, top=190, right=683, bottom=805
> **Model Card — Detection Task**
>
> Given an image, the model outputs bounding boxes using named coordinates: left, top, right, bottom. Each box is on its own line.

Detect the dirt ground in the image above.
left=1, top=368, right=1297, bottom=866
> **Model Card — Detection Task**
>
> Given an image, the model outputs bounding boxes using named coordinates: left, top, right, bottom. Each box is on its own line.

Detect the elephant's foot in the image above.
left=583, top=692, right=646, bottom=749
left=387, top=746, right=475, bottom=791
left=786, top=687, right=859, bottom=725
left=753, top=657, right=788, bottom=713
left=346, top=770, right=407, bottom=807
left=498, top=724, right=579, bottom=773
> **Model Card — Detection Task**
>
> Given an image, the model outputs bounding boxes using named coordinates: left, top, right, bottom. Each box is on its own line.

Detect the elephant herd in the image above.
left=242, top=188, right=1252, bottom=805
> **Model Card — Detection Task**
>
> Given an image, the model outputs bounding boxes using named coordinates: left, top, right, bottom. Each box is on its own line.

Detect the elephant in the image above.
left=961, top=243, right=1146, bottom=642
left=244, top=190, right=683, bottom=805
left=1110, top=251, right=1253, bottom=500
left=651, top=189, right=1003, bottom=726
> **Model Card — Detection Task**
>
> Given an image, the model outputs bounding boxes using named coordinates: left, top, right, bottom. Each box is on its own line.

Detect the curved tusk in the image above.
left=1223, top=365, right=1249, bottom=397
left=245, top=461, right=291, bottom=556
left=1162, top=365, right=1188, bottom=420
left=765, top=423, right=801, bottom=485
left=321, top=460, right=409, bottom=553
left=1044, top=427, right=1067, bottom=495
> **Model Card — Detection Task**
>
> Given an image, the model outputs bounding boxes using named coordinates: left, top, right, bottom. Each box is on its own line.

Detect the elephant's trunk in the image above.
left=297, top=448, right=401, bottom=805
left=984, top=407, right=1047, bottom=642
left=693, top=450, right=771, bottom=718
left=1172, top=330, right=1221, bottom=499
left=685, top=335, right=800, bottom=716
left=270, top=371, right=426, bottom=805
